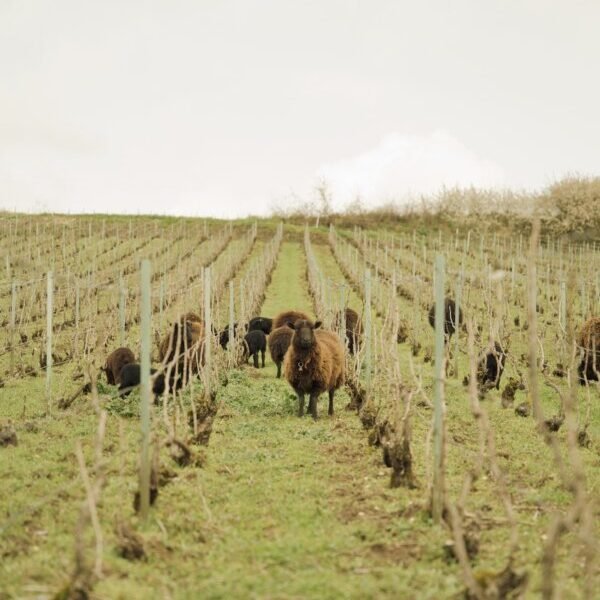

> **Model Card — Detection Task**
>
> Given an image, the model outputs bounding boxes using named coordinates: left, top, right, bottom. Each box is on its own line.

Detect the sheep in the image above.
left=182, top=311, right=202, bottom=324
left=428, top=298, right=463, bottom=340
left=578, top=316, right=600, bottom=385
left=103, top=347, right=136, bottom=385
left=118, top=363, right=168, bottom=401
left=158, top=319, right=193, bottom=364
left=178, top=322, right=206, bottom=385
left=332, top=308, right=363, bottom=354
left=268, top=326, right=293, bottom=378
left=219, top=317, right=272, bottom=350
left=159, top=315, right=205, bottom=359
left=273, top=310, right=311, bottom=331
left=284, top=319, right=345, bottom=420
left=477, top=342, right=507, bottom=390
left=219, top=323, right=239, bottom=349
left=248, top=316, right=273, bottom=335
left=243, top=330, right=267, bottom=368
left=158, top=316, right=205, bottom=387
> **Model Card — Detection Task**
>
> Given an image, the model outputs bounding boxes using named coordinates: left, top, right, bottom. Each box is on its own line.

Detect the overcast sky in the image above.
left=1, top=1, right=599, bottom=217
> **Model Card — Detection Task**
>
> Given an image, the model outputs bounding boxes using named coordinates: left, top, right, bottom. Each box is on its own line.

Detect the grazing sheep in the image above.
left=477, top=342, right=507, bottom=390
left=158, top=317, right=205, bottom=386
left=159, top=316, right=205, bottom=358
left=273, top=310, right=311, bottom=331
left=118, top=363, right=168, bottom=400
left=578, top=316, right=600, bottom=385
left=243, top=330, right=267, bottom=368
left=175, top=313, right=205, bottom=344
left=428, top=298, right=463, bottom=339
left=332, top=308, right=363, bottom=354
left=269, top=326, right=294, bottom=378
left=284, top=319, right=345, bottom=419
left=248, top=316, right=273, bottom=335
left=159, top=320, right=193, bottom=364
left=104, top=347, right=136, bottom=385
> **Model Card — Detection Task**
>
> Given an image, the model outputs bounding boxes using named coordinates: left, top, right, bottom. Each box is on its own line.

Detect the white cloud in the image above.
left=316, top=131, right=505, bottom=207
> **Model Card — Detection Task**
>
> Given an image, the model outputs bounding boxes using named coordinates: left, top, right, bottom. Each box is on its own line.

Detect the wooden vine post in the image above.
left=10, top=281, right=17, bottom=375
left=46, top=270, right=53, bottom=415
left=559, top=279, right=567, bottom=333
left=119, top=272, right=126, bottom=347
left=364, top=269, right=372, bottom=394
left=139, top=259, right=152, bottom=522
left=432, top=254, right=446, bottom=524
left=204, top=267, right=212, bottom=397
left=229, top=280, right=235, bottom=364
left=454, top=267, right=463, bottom=378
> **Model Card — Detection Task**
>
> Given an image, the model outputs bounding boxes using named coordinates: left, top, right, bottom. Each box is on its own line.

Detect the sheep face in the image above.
left=288, top=319, right=322, bottom=350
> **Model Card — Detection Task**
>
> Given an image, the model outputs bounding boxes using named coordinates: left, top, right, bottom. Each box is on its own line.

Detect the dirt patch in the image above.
left=338, top=502, right=399, bottom=525
left=367, top=541, right=422, bottom=565
left=321, top=441, right=365, bottom=464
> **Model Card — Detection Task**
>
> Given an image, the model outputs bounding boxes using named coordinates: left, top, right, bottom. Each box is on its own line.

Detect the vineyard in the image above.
left=0, top=214, right=599, bottom=599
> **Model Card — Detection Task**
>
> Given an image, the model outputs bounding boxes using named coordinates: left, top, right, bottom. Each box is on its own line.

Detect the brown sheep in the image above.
left=104, top=347, right=135, bottom=385
left=578, top=316, right=600, bottom=385
left=183, top=312, right=202, bottom=324
left=158, top=317, right=205, bottom=363
left=159, top=315, right=208, bottom=390
left=273, top=310, right=311, bottom=331
left=283, top=319, right=345, bottom=419
left=159, top=320, right=193, bottom=363
left=332, top=308, right=363, bottom=354
left=179, top=313, right=205, bottom=347
left=268, top=326, right=294, bottom=378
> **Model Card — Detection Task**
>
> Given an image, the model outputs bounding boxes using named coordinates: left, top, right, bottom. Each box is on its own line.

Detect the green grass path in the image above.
left=101, top=240, right=456, bottom=598
left=260, top=241, right=315, bottom=318
left=96, top=240, right=454, bottom=598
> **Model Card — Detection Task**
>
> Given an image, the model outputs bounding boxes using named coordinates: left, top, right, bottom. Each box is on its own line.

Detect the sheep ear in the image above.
left=314, top=320, right=322, bottom=329
left=287, top=321, right=295, bottom=330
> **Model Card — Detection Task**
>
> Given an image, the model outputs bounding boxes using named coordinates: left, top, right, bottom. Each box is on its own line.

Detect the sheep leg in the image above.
left=276, top=362, right=282, bottom=378
left=261, top=350, right=265, bottom=368
left=328, top=390, right=335, bottom=416
left=253, top=352, right=259, bottom=369
left=309, top=393, right=319, bottom=420
left=297, top=392, right=305, bottom=417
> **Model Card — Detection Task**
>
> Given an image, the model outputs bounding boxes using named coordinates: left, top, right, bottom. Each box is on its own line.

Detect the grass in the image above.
left=260, top=241, right=314, bottom=318
left=1, top=223, right=599, bottom=598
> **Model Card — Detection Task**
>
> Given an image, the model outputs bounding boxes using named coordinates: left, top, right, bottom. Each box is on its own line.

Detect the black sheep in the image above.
left=118, top=363, right=170, bottom=401
left=219, top=323, right=239, bottom=349
left=248, top=316, right=273, bottom=335
left=428, top=298, right=463, bottom=340
left=220, top=318, right=273, bottom=350
left=477, top=342, right=506, bottom=390
left=243, top=330, right=267, bottom=368
left=579, top=356, right=600, bottom=385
